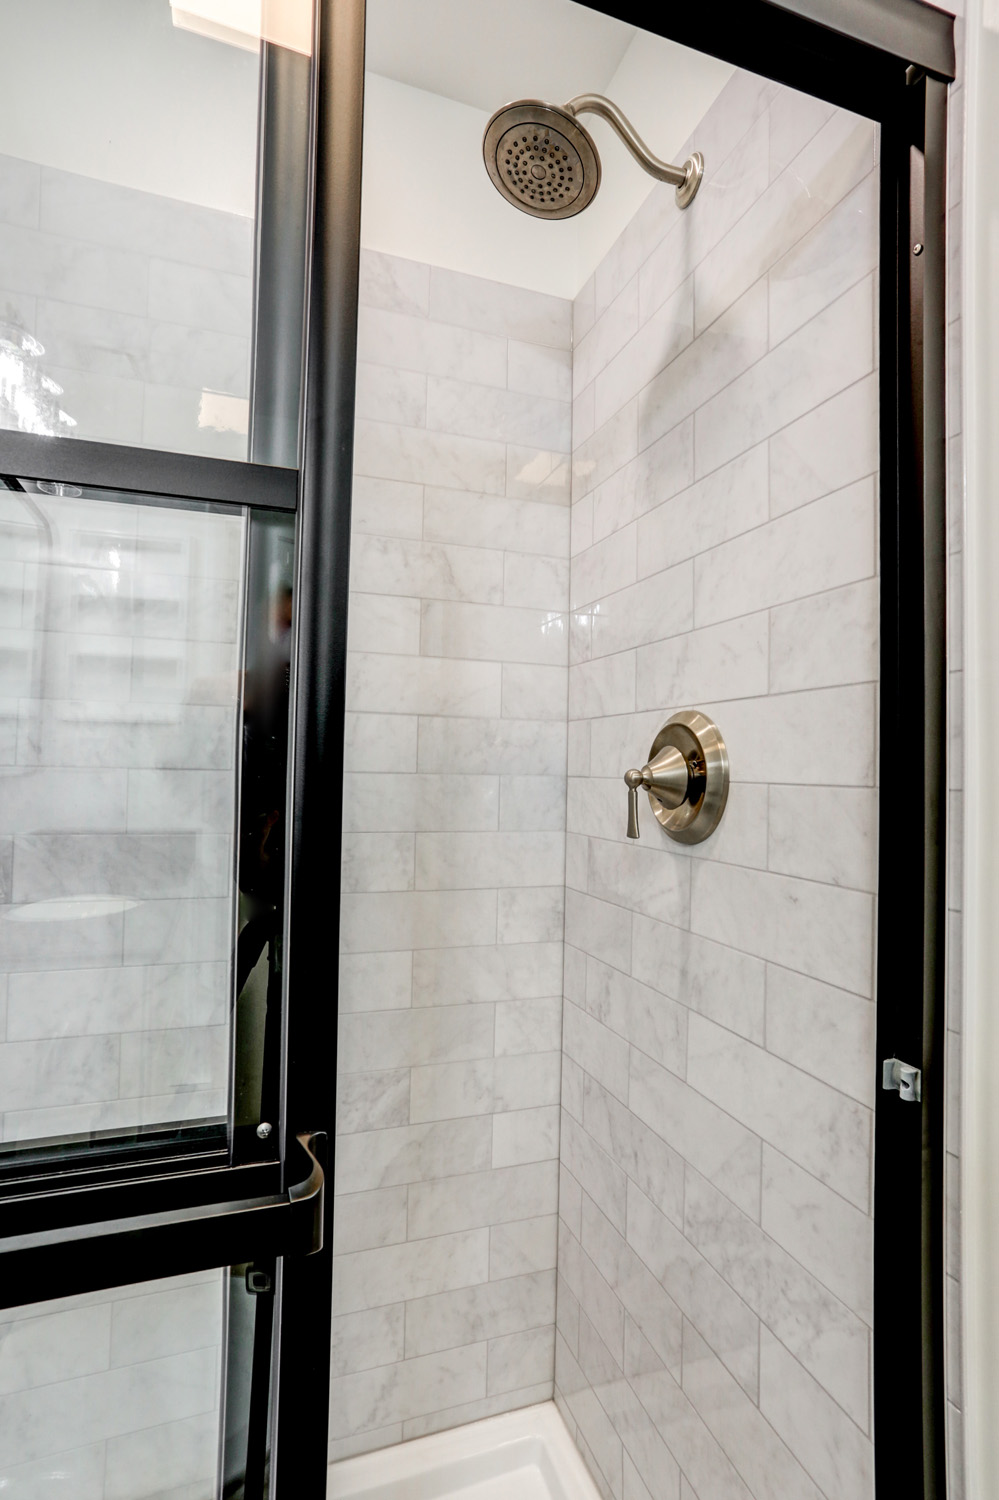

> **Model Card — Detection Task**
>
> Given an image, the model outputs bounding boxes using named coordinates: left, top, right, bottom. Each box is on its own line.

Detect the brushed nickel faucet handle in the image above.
left=623, top=711, right=729, bottom=845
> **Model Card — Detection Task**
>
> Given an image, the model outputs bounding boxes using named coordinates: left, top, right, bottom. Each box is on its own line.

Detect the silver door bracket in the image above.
left=882, top=1057, right=922, bottom=1102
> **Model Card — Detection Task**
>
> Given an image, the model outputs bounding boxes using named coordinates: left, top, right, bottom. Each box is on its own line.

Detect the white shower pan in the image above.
left=328, top=1401, right=602, bottom=1500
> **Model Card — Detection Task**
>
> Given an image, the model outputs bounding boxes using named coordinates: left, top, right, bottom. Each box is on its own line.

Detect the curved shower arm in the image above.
left=564, top=94, right=689, bottom=187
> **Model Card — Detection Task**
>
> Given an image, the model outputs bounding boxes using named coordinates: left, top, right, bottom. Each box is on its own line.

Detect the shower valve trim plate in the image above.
left=623, top=710, right=729, bottom=845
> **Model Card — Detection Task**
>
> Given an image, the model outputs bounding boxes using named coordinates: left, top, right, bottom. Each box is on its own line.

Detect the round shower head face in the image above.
left=483, top=100, right=601, bottom=220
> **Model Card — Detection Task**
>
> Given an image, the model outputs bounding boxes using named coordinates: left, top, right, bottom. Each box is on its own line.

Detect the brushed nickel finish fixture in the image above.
left=482, top=94, right=703, bottom=221
left=623, top=710, right=729, bottom=844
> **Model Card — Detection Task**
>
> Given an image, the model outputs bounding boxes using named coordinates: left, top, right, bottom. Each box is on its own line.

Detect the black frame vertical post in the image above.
left=271, top=0, right=365, bottom=1491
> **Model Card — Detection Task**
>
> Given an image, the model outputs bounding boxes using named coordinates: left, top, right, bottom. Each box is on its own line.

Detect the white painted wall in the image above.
left=360, top=33, right=732, bottom=298
left=0, top=0, right=259, bottom=215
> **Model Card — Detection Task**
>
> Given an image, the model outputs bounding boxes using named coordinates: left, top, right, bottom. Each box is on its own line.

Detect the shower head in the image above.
left=482, top=100, right=601, bottom=221
left=483, top=94, right=703, bottom=221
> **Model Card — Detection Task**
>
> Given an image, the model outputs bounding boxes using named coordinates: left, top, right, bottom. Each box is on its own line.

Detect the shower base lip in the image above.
left=327, top=1400, right=602, bottom=1500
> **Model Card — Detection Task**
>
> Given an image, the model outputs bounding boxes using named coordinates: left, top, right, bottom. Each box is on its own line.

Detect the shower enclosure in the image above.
left=0, top=2, right=958, bottom=1499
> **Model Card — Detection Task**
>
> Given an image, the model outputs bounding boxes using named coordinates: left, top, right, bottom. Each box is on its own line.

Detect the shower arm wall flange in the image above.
left=564, top=94, right=703, bottom=208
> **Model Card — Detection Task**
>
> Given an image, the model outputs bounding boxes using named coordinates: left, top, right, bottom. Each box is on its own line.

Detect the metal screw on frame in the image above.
left=256, top=1122, right=273, bottom=1140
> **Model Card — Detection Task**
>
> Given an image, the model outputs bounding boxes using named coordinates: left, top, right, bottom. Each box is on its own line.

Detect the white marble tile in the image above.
left=332, top=1304, right=406, bottom=1378
left=769, top=373, right=878, bottom=517
left=334, top=1118, right=493, bottom=1198
left=507, top=445, right=572, bottom=505
left=338, top=1005, right=494, bottom=1072
left=497, top=884, right=564, bottom=944
left=593, top=278, right=694, bottom=431
left=588, top=565, right=693, bottom=661
left=420, top=601, right=567, bottom=666
left=414, top=831, right=564, bottom=890
left=487, top=1325, right=555, bottom=1395
left=351, top=476, right=424, bottom=540
left=695, top=277, right=874, bottom=477
left=626, top=1181, right=760, bottom=1402
left=768, top=785, right=877, bottom=891
left=350, top=533, right=504, bottom=604
left=494, top=996, right=562, bottom=1055
left=501, top=664, right=569, bottom=721
left=354, top=420, right=507, bottom=495
left=423, top=489, right=567, bottom=556
left=693, top=479, right=875, bottom=627
left=584, top=956, right=686, bottom=1075
left=492, top=1104, right=560, bottom=1167
left=328, top=1343, right=488, bottom=1440
left=769, top=89, right=837, bottom=179
left=636, top=442, right=768, bottom=576
left=686, top=1013, right=871, bottom=1209
left=637, top=613, right=769, bottom=708
left=695, top=112, right=875, bottom=336
left=680, top=1322, right=824, bottom=1500
left=569, top=652, right=636, bottom=720
left=509, top=341, right=572, bottom=401
left=417, top=715, right=566, bottom=776
left=428, top=267, right=571, bottom=348
left=691, top=860, right=874, bottom=998
left=582, top=1075, right=685, bottom=1232
left=104, top=1410, right=220, bottom=1500
left=489, top=1215, right=559, bottom=1279
left=345, top=712, right=418, bottom=772
left=503, top=553, right=570, bottom=611
left=0, top=222, right=150, bottom=318
left=571, top=524, right=638, bottom=612
left=344, top=771, right=498, bottom=835
left=769, top=171, right=878, bottom=345
left=348, top=652, right=501, bottom=718
left=339, top=889, right=497, bottom=953
left=408, top=1163, right=558, bottom=1240
left=574, top=276, right=639, bottom=397
left=560, top=1112, right=627, bottom=1233
left=563, top=999, right=630, bottom=1103
left=108, top=1278, right=221, bottom=1368
left=572, top=402, right=638, bottom=503
left=358, top=304, right=507, bottom=386
left=355, top=362, right=427, bottom=428
left=337, top=1068, right=411, bottom=1133
left=0, top=1302, right=110, bottom=1396
left=587, top=836, right=690, bottom=928
left=564, top=890, right=632, bottom=973
left=403, top=1270, right=555, bottom=1358
left=699, top=684, right=876, bottom=787
left=758, top=1328, right=873, bottom=1499
left=428, top=376, right=569, bottom=452
left=341, top=829, right=414, bottom=893
left=684, top=1170, right=869, bottom=1428
left=770, top=577, right=879, bottom=693
left=628, top=1049, right=761, bottom=1220
left=630, top=916, right=766, bottom=1045
left=499, top=775, right=567, bottom=832
left=761, top=1147, right=873, bottom=1325
left=359, top=250, right=430, bottom=316
left=578, top=1196, right=683, bottom=1378
left=413, top=942, right=562, bottom=1006
left=6, top=961, right=226, bottom=1039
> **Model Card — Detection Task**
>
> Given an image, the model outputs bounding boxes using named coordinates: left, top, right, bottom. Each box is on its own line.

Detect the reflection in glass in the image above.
left=0, top=0, right=312, bottom=462
left=0, top=484, right=245, bottom=1154
left=0, top=1264, right=274, bottom=1500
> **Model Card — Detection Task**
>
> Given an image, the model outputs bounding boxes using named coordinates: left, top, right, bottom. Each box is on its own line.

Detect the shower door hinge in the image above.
left=882, top=1057, right=922, bottom=1102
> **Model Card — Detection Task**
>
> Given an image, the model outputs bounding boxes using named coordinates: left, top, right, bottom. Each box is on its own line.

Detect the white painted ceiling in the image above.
left=364, top=0, right=636, bottom=112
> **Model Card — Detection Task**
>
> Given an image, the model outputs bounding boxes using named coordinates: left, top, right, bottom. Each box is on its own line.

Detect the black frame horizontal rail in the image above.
left=0, top=429, right=298, bottom=509
left=0, top=1132, right=324, bottom=1311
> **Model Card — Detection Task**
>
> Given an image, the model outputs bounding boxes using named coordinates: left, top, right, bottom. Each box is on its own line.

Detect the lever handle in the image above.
left=624, top=768, right=644, bottom=839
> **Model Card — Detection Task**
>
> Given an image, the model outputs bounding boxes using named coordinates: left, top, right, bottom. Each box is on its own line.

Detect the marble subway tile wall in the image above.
left=557, top=72, right=881, bottom=1500
left=0, top=492, right=243, bottom=1143
left=0, top=153, right=252, bottom=458
left=332, top=250, right=572, bottom=1458
left=0, top=1269, right=224, bottom=1500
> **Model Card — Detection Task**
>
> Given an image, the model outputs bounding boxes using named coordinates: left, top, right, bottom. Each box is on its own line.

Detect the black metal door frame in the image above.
left=578, top=2, right=954, bottom=1497
left=0, top=0, right=954, bottom=1494
left=0, top=0, right=363, bottom=1495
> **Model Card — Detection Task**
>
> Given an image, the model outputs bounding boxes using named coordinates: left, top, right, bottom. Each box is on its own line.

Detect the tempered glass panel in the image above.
left=0, top=484, right=246, bottom=1158
left=0, top=0, right=312, bottom=464
left=0, top=1265, right=273, bottom=1500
